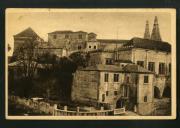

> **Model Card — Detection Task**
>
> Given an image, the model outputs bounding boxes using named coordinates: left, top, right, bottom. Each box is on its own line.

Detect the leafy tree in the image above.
left=69, top=51, right=90, bottom=68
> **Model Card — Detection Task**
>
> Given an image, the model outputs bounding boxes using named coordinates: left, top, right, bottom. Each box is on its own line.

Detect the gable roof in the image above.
left=14, top=27, right=40, bottom=38
left=122, top=37, right=171, bottom=52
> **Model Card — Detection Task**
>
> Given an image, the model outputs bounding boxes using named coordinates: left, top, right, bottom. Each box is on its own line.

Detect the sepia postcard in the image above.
left=5, top=8, right=176, bottom=120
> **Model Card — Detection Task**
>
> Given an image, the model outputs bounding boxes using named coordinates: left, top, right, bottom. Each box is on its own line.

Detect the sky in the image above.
left=6, top=9, right=173, bottom=55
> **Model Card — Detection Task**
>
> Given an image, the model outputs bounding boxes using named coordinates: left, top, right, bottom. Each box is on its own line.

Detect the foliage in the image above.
left=69, top=51, right=90, bottom=68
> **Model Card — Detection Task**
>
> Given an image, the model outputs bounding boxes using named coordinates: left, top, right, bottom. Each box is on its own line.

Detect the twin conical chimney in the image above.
left=144, top=16, right=162, bottom=41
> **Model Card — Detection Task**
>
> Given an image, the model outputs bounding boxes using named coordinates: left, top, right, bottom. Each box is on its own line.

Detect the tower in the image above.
left=144, top=20, right=150, bottom=39
left=151, top=16, right=162, bottom=41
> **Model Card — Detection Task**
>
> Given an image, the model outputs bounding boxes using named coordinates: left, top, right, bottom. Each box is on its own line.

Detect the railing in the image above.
left=9, top=95, right=126, bottom=116
left=53, top=105, right=126, bottom=116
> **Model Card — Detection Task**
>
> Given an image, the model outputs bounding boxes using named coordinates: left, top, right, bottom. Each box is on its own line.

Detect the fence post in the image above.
left=89, top=107, right=92, bottom=112
left=77, top=107, right=80, bottom=112
left=53, top=104, right=57, bottom=116
left=101, top=106, right=104, bottom=111
left=64, top=106, right=67, bottom=111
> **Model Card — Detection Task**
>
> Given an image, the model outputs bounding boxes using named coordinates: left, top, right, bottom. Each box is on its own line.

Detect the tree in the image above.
left=13, top=37, right=40, bottom=79
left=69, top=51, right=90, bottom=68
left=9, top=37, right=41, bottom=97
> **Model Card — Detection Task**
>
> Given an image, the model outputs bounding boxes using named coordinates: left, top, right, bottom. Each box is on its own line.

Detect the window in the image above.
left=89, top=46, right=91, bottom=49
left=144, top=96, right=147, bottom=102
left=126, top=76, right=130, bottom=83
left=106, top=91, right=109, bottom=96
left=144, top=76, right=149, bottom=83
left=148, top=62, right=155, bottom=72
left=105, top=58, right=114, bottom=65
left=78, top=46, right=81, bottom=50
left=135, top=75, right=138, bottom=84
left=65, top=34, right=69, bottom=39
left=124, top=86, right=128, bottom=97
left=114, top=74, right=119, bottom=82
left=104, top=73, right=109, bottom=82
left=79, top=34, right=83, bottom=39
left=114, top=91, right=118, bottom=96
left=137, top=61, right=144, bottom=67
left=169, top=63, right=171, bottom=74
left=159, top=63, right=165, bottom=74
left=102, top=94, right=105, bottom=102
left=94, top=46, right=96, bottom=49
left=53, top=35, right=57, bottom=39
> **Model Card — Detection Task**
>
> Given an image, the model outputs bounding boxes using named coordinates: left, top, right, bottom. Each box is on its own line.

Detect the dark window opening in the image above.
left=114, top=91, right=118, bottom=96
left=94, top=46, right=96, bottom=49
left=102, top=94, right=105, bottom=102
left=124, top=86, right=128, bottom=97
left=53, top=35, right=57, bottom=39
left=144, top=96, right=147, bottom=102
left=78, top=46, right=81, bottom=50
left=137, top=61, right=144, bottom=67
left=126, top=76, right=130, bottom=83
left=148, top=62, right=155, bottom=72
left=114, top=74, right=119, bottom=82
left=144, top=76, right=149, bottom=84
left=135, top=75, right=138, bottom=84
left=89, top=46, right=91, bottom=48
left=65, top=34, right=69, bottom=39
left=159, top=62, right=165, bottom=74
left=106, top=91, right=109, bottom=96
left=169, top=63, right=171, bottom=74
left=79, top=34, right=83, bottom=39
left=105, top=58, right=114, bottom=65
left=104, top=73, right=109, bottom=82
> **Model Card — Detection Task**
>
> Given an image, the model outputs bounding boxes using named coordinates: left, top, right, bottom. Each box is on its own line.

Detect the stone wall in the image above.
left=98, top=72, right=125, bottom=105
left=48, top=33, right=87, bottom=51
left=117, top=50, right=132, bottom=61
left=88, top=51, right=115, bottom=66
left=132, top=48, right=171, bottom=75
left=137, top=102, right=154, bottom=115
left=137, top=74, right=154, bottom=115
left=71, top=70, right=100, bottom=104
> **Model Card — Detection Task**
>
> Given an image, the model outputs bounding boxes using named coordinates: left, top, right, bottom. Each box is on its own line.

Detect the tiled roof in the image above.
left=79, top=64, right=154, bottom=74
left=123, top=64, right=153, bottom=74
left=122, top=37, right=171, bottom=52
left=97, top=39, right=129, bottom=44
left=78, top=64, right=124, bottom=72
left=88, top=32, right=97, bottom=35
left=14, top=27, right=39, bottom=38
left=48, top=30, right=87, bottom=34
